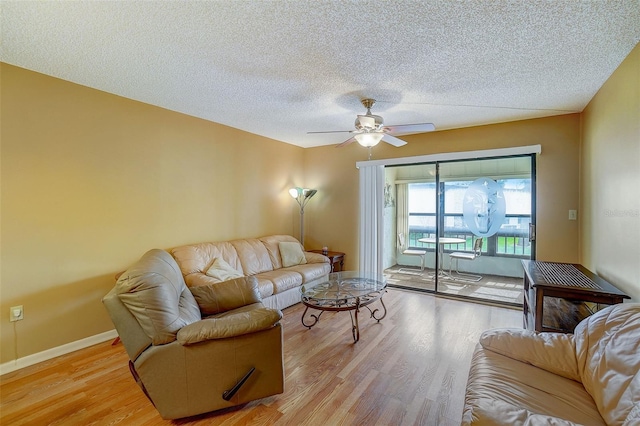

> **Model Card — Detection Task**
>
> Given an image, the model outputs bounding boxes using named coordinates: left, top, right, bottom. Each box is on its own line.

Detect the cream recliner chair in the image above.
left=102, top=249, right=284, bottom=420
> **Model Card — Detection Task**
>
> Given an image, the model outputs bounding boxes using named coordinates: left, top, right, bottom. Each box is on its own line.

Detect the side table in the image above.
left=521, top=260, right=629, bottom=333
left=309, top=250, right=345, bottom=273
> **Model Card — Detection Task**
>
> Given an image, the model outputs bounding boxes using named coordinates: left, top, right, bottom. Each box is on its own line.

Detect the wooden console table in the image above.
left=309, top=250, right=345, bottom=273
left=522, top=260, right=629, bottom=333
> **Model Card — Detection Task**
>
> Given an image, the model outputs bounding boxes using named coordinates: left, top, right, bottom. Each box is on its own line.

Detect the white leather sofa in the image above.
left=462, top=303, right=640, bottom=425
left=171, top=235, right=331, bottom=311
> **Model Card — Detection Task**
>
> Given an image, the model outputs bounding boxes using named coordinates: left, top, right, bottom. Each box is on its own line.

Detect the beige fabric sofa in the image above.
left=103, top=249, right=285, bottom=420
left=462, top=303, right=640, bottom=425
left=171, top=234, right=331, bottom=311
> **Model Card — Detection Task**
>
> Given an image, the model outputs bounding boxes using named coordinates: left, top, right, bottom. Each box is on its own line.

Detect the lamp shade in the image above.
left=302, top=189, right=317, bottom=199
left=289, top=187, right=317, bottom=206
left=354, top=132, right=383, bottom=147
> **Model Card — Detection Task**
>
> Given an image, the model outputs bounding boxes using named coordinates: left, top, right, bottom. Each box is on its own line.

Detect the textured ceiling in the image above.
left=2, top=1, right=639, bottom=148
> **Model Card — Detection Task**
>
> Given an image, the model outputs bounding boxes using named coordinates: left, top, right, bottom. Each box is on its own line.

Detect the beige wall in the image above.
left=4, top=51, right=615, bottom=364
left=304, top=114, right=582, bottom=272
left=581, top=43, right=640, bottom=301
left=0, top=64, right=305, bottom=363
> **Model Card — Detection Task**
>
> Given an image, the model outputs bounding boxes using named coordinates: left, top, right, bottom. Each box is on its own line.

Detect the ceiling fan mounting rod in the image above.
left=361, top=98, right=376, bottom=111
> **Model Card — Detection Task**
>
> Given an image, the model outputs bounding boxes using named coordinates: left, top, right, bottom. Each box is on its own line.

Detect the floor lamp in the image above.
left=289, top=187, right=317, bottom=247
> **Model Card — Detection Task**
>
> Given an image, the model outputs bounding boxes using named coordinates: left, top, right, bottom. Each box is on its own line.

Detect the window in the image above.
left=407, top=182, right=436, bottom=247
left=407, top=178, right=531, bottom=256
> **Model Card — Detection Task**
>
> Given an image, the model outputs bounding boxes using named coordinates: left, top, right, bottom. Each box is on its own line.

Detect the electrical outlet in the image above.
left=569, top=210, right=577, bottom=220
left=10, top=305, right=24, bottom=322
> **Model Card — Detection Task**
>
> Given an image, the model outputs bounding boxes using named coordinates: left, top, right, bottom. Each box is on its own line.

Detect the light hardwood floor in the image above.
left=1, top=289, right=521, bottom=425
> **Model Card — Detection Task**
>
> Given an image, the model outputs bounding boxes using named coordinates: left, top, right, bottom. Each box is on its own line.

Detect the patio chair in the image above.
left=449, top=237, right=483, bottom=282
left=397, top=233, right=427, bottom=273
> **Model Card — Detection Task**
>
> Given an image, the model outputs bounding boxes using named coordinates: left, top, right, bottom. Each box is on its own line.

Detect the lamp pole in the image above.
left=289, top=187, right=317, bottom=247
left=299, top=203, right=306, bottom=247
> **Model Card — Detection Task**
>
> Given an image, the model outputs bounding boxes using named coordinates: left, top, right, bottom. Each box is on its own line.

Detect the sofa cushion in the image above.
left=255, top=270, right=303, bottom=294
left=573, top=303, right=640, bottom=426
left=171, top=241, right=243, bottom=276
left=189, top=276, right=262, bottom=316
left=116, top=249, right=201, bottom=345
left=286, top=262, right=331, bottom=282
left=230, top=238, right=274, bottom=276
left=259, top=235, right=301, bottom=269
left=462, top=344, right=605, bottom=425
left=205, top=257, right=243, bottom=282
left=279, top=241, right=307, bottom=267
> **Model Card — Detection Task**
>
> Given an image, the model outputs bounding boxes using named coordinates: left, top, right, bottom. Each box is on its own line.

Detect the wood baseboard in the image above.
left=0, top=329, right=118, bottom=376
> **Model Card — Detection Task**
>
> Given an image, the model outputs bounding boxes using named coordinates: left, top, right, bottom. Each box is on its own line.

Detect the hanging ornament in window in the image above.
left=462, top=177, right=506, bottom=237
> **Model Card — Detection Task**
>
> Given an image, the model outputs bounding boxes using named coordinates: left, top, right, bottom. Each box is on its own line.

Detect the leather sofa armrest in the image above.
left=304, top=252, right=330, bottom=264
left=479, top=328, right=580, bottom=382
left=177, top=305, right=282, bottom=345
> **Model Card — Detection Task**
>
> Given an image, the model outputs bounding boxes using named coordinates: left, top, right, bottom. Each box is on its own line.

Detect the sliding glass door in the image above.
left=384, top=155, right=535, bottom=306
left=384, top=164, right=437, bottom=292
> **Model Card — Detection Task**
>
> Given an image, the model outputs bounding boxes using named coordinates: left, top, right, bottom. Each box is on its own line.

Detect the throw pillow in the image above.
left=205, top=257, right=243, bottom=282
left=279, top=241, right=307, bottom=267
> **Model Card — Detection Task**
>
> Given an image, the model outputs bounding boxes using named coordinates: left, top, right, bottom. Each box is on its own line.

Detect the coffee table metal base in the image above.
left=301, top=293, right=387, bottom=343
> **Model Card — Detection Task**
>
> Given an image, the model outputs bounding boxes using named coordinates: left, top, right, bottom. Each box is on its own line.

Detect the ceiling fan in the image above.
left=307, top=98, right=436, bottom=149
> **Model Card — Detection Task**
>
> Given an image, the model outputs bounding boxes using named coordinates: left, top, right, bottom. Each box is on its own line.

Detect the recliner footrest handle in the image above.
left=222, top=367, right=256, bottom=401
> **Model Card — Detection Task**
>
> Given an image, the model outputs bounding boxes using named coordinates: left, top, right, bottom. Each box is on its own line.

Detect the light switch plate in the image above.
left=569, top=210, right=577, bottom=220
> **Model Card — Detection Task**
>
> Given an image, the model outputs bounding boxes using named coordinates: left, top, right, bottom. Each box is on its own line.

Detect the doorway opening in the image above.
left=383, top=155, right=536, bottom=307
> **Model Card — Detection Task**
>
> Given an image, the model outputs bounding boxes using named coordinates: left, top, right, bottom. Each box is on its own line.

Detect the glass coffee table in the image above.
left=300, top=271, right=387, bottom=343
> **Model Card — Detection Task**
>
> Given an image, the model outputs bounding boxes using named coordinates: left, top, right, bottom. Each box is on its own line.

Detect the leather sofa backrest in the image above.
left=116, top=249, right=201, bottom=345
left=171, top=241, right=242, bottom=277
left=171, top=235, right=308, bottom=285
left=259, top=235, right=302, bottom=270
left=229, top=238, right=274, bottom=276
left=573, top=303, right=640, bottom=425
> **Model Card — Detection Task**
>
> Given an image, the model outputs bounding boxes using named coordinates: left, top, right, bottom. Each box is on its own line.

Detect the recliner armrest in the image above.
left=479, top=328, right=580, bottom=382
left=177, top=304, right=282, bottom=345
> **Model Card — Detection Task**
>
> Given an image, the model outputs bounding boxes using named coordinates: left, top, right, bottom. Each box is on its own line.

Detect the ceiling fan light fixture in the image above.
left=354, top=132, right=383, bottom=147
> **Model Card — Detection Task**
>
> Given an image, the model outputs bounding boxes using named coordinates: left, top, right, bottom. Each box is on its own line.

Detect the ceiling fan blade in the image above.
left=307, top=130, right=352, bottom=134
left=383, top=123, right=436, bottom=136
left=336, top=137, right=356, bottom=148
left=381, top=134, right=407, bottom=147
